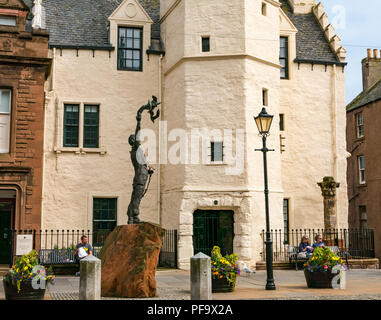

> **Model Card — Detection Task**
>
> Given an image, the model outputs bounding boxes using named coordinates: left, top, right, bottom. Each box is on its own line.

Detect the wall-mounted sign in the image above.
left=16, top=235, right=33, bottom=256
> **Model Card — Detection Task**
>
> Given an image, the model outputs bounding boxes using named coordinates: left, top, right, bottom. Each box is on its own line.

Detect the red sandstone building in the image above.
left=0, top=0, right=50, bottom=264
left=347, top=49, right=381, bottom=261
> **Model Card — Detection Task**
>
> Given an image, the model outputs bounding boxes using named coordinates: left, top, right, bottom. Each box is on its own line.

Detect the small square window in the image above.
left=211, top=142, right=223, bottom=162
left=202, top=37, right=210, bottom=52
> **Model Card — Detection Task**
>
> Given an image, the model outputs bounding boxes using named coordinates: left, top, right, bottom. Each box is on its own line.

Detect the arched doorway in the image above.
left=193, top=210, right=234, bottom=256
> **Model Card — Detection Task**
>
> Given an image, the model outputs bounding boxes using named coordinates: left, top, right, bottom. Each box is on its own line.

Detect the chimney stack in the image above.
left=362, top=48, right=381, bottom=90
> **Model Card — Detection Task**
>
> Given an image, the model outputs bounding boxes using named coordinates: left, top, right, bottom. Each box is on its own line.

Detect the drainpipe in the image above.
left=158, top=54, right=163, bottom=225
left=331, top=64, right=339, bottom=226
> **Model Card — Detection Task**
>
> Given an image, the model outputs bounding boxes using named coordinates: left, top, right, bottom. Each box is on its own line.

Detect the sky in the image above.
left=320, top=0, right=381, bottom=104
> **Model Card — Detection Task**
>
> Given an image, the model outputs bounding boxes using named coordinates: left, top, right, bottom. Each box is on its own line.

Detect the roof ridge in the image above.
left=347, top=77, right=381, bottom=111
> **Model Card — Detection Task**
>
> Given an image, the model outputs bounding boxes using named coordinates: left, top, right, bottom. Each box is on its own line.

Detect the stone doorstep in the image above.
left=255, top=259, right=380, bottom=271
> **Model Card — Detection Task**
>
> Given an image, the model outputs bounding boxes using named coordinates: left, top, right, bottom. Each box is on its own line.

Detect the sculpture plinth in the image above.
left=99, top=222, right=165, bottom=298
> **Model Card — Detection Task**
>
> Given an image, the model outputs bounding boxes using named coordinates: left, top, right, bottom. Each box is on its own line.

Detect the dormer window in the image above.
left=0, top=15, right=16, bottom=26
left=118, top=26, right=143, bottom=72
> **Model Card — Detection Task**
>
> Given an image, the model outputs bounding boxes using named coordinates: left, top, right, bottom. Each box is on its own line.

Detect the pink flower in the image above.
left=324, top=265, right=328, bottom=269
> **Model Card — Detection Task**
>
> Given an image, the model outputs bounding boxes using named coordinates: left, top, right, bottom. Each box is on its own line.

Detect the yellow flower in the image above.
left=23, top=266, right=28, bottom=271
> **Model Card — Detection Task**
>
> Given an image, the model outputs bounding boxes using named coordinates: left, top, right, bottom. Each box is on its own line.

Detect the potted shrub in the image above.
left=2, top=250, right=55, bottom=300
left=211, top=246, right=240, bottom=293
left=304, top=247, right=348, bottom=289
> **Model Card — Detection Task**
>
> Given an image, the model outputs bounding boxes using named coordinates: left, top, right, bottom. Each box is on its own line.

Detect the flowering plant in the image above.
left=211, top=246, right=240, bottom=284
left=304, top=247, right=348, bottom=272
left=3, top=250, right=55, bottom=293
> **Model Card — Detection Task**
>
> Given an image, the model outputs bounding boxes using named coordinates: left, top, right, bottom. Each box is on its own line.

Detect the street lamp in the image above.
left=254, top=107, right=276, bottom=291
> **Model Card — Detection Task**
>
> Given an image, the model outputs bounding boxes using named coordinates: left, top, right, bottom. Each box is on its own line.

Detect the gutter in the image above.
left=294, top=58, right=347, bottom=67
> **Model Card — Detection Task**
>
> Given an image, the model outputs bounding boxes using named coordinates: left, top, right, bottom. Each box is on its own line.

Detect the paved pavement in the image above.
left=1, top=269, right=381, bottom=300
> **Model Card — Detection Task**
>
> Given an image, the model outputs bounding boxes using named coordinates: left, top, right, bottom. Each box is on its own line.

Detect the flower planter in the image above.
left=2, top=279, right=46, bottom=300
left=212, top=277, right=236, bottom=293
left=304, top=269, right=346, bottom=289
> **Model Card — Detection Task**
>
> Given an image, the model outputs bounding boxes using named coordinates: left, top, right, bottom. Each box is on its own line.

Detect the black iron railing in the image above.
left=9, top=229, right=178, bottom=268
left=260, top=228, right=375, bottom=262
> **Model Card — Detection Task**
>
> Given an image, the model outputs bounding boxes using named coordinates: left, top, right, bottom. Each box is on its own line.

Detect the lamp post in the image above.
left=254, top=107, right=276, bottom=291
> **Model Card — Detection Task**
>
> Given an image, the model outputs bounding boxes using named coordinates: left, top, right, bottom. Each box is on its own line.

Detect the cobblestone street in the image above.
left=2, top=269, right=381, bottom=300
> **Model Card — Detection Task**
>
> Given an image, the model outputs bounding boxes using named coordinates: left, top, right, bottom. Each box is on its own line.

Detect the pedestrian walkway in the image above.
left=1, top=269, right=381, bottom=300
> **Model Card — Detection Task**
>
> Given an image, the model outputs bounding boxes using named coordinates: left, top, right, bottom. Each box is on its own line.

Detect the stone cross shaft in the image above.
left=317, top=176, right=340, bottom=230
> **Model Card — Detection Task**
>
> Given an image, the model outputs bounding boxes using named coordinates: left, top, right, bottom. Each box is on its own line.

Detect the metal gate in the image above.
left=193, top=210, right=234, bottom=256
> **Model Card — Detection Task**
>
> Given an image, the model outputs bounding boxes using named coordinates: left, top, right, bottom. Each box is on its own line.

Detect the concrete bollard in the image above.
left=79, top=255, right=101, bottom=300
left=190, top=252, right=212, bottom=300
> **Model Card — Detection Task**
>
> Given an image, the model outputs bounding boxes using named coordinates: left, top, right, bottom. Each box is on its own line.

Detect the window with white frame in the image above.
left=356, top=112, right=364, bottom=138
left=0, top=89, right=11, bottom=154
left=62, top=103, right=100, bottom=149
left=358, top=155, right=366, bottom=184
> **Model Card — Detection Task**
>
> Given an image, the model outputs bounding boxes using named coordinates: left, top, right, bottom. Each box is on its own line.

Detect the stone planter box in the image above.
left=212, top=277, right=236, bottom=293
left=304, top=269, right=346, bottom=289
left=2, top=279, right=46, bottom=300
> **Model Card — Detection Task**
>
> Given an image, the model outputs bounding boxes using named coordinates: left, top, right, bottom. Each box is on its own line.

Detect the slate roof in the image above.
left=280, top=0, right=341, bottom=64
left=23, top=0, right=161, bottom=49
left=347, top=78, right=381, bottom=112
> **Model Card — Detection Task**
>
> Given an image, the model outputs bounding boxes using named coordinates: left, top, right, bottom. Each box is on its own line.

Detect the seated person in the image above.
left=74, top=235, right=93, bottom=276
left=298, top=235, right=313, bottom=259
left=312, top=234, right=326, bottom=251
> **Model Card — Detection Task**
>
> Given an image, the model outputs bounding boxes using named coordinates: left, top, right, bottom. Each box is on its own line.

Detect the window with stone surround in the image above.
left=0, top=89, right=11, bottom=154
left=83, top=105, right=99, bottom=148
left=202, top=37, right=210, bottom=52
left=93, top=198, right=117, bottom=245
left=118, top=27, right=143, bottom=71
left=356, top=112, right=364, bottom=138
left=358, top=155, right=366, bottom=184
left=63, top=104, right=79, bottom=147
left=280, top=37, right=289, bottom=79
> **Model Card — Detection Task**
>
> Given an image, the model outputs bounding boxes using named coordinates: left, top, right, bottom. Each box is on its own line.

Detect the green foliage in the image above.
left=210, top=246, right=240, bottom=284
left=3, top=250, right=55, bottom=293
left=304, top=247, right=348, bottom=272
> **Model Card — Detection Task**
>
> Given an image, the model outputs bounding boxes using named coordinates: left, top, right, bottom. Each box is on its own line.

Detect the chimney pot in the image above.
left=374, top=49, right=378, bottom=59
left=367, top=48, right=372, bottom=59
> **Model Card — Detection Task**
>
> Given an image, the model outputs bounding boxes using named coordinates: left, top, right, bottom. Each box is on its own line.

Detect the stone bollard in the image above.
left=190, top=252, right=212, bottom=300
left=79, top=255, right=101, bottom=300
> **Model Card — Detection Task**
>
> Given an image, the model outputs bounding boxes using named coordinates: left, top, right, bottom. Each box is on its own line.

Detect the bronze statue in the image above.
left=127, top=96, right=160, bottom=224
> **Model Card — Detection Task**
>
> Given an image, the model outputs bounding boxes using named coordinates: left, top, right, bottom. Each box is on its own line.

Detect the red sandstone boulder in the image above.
left=99, top=222, right=165, bottom=298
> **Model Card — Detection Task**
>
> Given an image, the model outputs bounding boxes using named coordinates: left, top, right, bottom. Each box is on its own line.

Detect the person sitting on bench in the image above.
left=312, top=234, right=326, bottom=251
left=298, top=235, right=313, bottom=259
left=74, top=235, right=93, bottom=276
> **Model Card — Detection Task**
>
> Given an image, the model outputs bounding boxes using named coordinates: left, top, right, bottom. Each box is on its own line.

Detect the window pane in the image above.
left=134, top=39, right=140, bottom=49
left=0, top=114, right=10, bottom=153
left=63, top=104, right=79, bottom=147
left=127, top=38, right=133, bottom=48
left=126, top=60, right=133, bottom=68
left=211, top=142, right=223, bottom=162
left=127, top=28, right=133, bottom=37
left=0, top=90, right=11, bottom=113
left=133, top=50, right=140, bottom=60
left=134, top=29, right=140, bottom=38
left=0, top=16, right=16, bottom=26
left=84, top=105, right=99, bottom=148
left=133, top=60, right=140, bottom=69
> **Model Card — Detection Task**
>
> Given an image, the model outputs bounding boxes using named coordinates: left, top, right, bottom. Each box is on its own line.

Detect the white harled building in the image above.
left=22, top=0, right=348, bottom=269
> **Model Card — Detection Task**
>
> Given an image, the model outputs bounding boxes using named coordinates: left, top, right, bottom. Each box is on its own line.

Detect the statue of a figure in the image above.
left=127, top=96, right=160, bottom=224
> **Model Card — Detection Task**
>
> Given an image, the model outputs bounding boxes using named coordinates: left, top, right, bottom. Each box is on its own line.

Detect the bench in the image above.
left=38, top=248, right=102, bottom=266
left=289, top=246, right=349, bottom=271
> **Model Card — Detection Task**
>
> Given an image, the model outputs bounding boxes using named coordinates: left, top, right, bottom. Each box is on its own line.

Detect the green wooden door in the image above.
left=0, top=202, right=13, bottom=264
left=193, top=210, right=234, bottom=256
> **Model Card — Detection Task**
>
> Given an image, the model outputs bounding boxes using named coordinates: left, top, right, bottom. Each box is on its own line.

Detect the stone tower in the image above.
left=160, top=0, right=284, bottom=269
